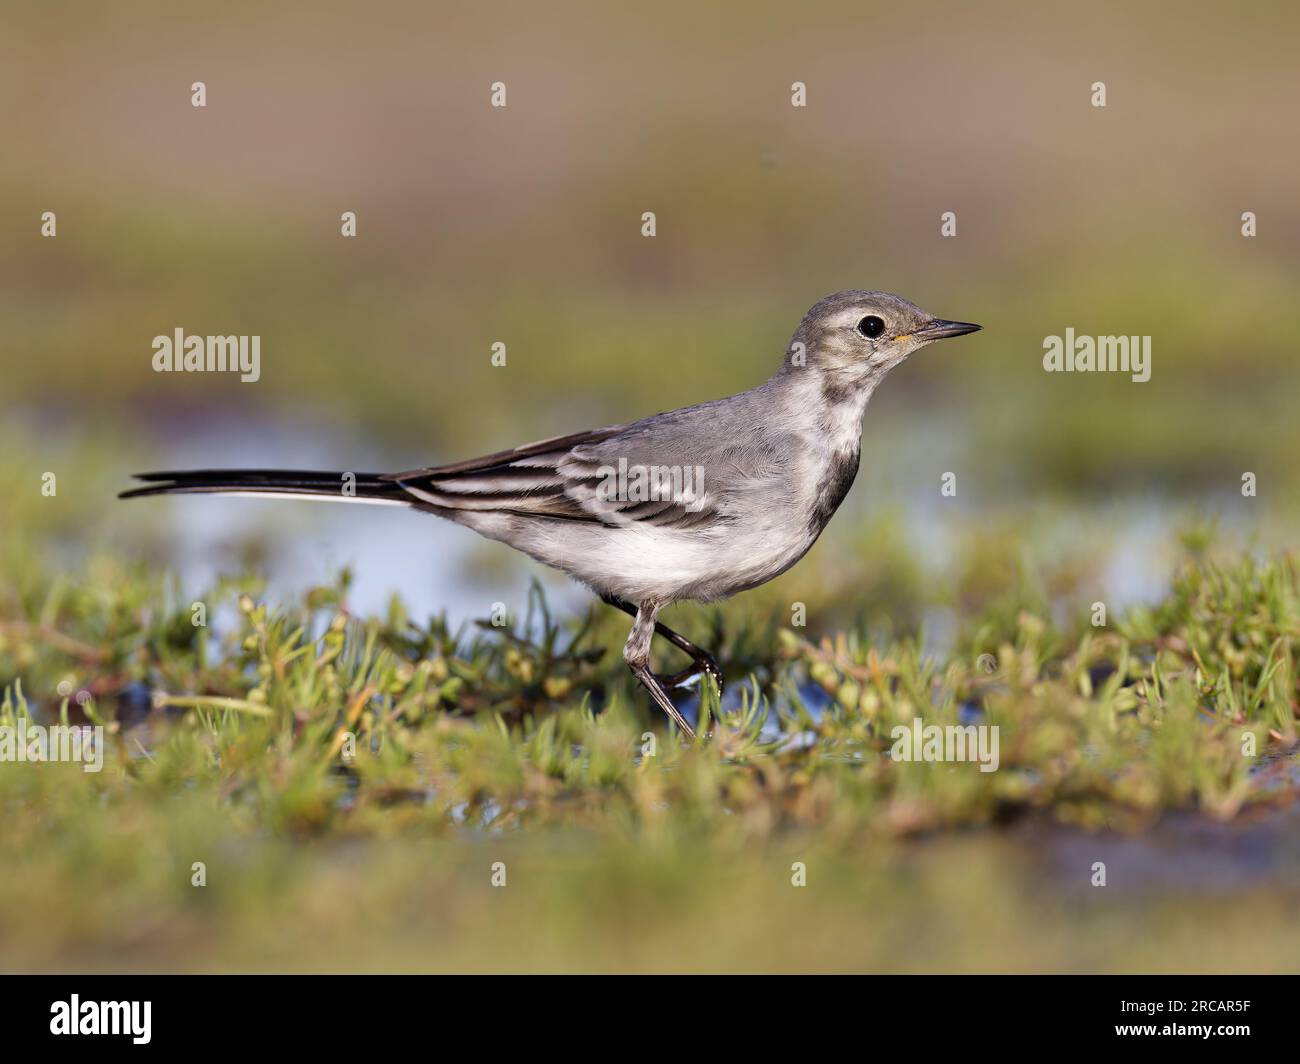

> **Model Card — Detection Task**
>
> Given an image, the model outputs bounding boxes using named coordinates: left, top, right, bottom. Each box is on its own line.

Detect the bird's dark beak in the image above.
left=916, top=318, right=982, bottom=341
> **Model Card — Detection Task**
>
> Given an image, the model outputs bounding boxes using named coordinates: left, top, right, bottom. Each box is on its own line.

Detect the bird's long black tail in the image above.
left=119, top=469, right=411, bottom=505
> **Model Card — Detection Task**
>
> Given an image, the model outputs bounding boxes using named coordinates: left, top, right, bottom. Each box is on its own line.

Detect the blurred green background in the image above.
left=2, top=0, right=1299, bottom=972
left=4, top=0, right=1300, bottom=616
left=5, top=0, right=1300, bottom=473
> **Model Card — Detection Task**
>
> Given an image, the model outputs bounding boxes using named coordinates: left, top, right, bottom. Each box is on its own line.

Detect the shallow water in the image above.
left=1025, top=804, right=1300, bottom=897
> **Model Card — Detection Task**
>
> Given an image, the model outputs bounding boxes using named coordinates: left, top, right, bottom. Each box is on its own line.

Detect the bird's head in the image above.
left=784, top=290, right=981, bottom=390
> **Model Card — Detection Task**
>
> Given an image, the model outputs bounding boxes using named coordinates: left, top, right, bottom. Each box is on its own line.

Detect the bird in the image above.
left=121, top=291, right=981, bottom=738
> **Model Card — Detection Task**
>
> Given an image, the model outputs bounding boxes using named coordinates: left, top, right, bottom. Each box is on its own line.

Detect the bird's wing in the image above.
left=385, top=413, right=751, bottom=529
left=384, top=427, right=621, bottom=522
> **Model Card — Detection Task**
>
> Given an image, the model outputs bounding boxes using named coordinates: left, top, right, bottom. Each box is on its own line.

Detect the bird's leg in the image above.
left=622, top=601, right=696, bottom=740
left=602, top=595, right=725, bottom=693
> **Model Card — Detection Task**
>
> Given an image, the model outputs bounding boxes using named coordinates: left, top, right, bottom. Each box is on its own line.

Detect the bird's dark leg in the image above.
left=622, top=602, right=696, bottom=740
left=602, top=595, right=725, bottom=693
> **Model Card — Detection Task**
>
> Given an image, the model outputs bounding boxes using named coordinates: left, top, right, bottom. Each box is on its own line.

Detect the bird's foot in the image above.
left=662, top=654, right=725, bottom=694
left=631, top=664, right=697, bottom=740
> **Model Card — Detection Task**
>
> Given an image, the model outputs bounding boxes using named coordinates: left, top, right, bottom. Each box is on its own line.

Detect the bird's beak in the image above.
left=914, top=318, right=982, bottom=341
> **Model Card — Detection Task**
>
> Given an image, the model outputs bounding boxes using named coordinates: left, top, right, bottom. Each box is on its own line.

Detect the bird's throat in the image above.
left=807, top=444, right=861, bottom=538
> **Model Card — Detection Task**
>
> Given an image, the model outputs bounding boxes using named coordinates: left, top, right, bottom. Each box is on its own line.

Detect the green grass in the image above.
left=1, top=534, right=1297, bottom=971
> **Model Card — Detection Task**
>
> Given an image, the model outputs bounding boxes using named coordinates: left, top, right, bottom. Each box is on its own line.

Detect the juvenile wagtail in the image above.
left=122, top=291, right=981, bottom=738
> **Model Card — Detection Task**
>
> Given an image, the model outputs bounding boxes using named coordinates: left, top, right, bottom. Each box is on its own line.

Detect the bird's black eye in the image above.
left=857, top=315, right=886, bottom=339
